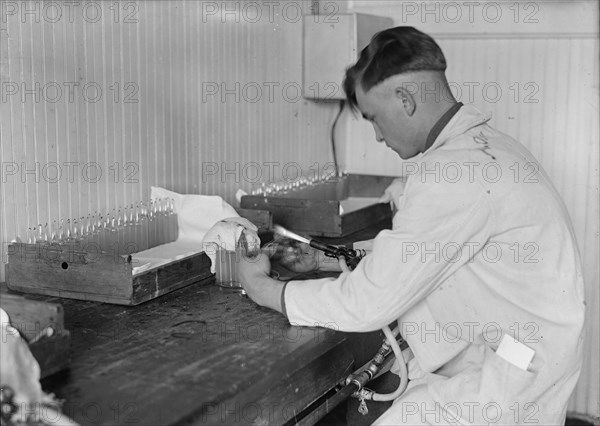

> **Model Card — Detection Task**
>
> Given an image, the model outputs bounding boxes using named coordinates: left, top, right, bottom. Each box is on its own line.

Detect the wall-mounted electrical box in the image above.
left=303, top=13, right=393, bottom=100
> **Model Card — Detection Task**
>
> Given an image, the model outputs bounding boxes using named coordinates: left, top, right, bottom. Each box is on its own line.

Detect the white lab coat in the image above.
left=283, top=105, right=585, bottom=425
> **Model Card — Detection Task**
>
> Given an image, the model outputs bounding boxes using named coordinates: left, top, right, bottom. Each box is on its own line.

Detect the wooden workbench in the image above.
left=10, top=219, right=392, bottom=425
left=25, top=280, right=356, bottom=425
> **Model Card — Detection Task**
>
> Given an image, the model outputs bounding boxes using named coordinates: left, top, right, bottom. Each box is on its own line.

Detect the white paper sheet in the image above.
left=130, top=240, right=203, bottom=276
left=130, top=187, right=240, bottom=275
left=339, top=197, right=384, bottom=215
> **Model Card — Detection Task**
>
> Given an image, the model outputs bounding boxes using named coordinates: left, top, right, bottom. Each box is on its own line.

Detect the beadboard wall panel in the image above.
left=0, top=1, right=337, bottom=280
left=1, top=1, right=598, bottom=418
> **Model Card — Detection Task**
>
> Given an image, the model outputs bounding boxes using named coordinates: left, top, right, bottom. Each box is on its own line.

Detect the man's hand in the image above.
left=237, top=248, right=271, bottom=283
left=237, top=249, right=284, bottom=313
left=270, top=240, right=318, bottom=272
left=269, top=239, right=341, bottom=273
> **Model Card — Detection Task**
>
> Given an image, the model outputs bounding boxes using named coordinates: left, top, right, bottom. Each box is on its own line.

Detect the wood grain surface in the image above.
left=30, top=280, right=352, bottom=425
left=6, top=243, right=213, bottom=305
left=2, top=220, right=391, bottom=425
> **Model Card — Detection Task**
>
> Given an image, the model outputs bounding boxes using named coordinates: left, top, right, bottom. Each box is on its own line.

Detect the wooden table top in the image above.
left=35, top=280, right=355, bottom=425
left=19, top=219, right=393, bottom=425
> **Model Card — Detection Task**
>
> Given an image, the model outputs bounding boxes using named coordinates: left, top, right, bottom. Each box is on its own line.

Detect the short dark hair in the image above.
left=343, top=27, right=447, bottom=110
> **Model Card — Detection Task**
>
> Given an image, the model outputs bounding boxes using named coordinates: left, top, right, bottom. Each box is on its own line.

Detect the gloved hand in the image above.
left=202, top=217, right=261, bottom=273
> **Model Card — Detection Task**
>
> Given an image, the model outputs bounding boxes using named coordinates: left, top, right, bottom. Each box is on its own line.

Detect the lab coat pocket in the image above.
left=429, top=344, right=538, bottom=425
left=477, top=344, right=539, bottom=424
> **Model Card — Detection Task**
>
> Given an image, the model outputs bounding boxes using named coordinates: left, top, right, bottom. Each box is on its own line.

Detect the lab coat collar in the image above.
left=421, top=104, right=493, bottom=159
left=424, top=102, right=464, bottom=151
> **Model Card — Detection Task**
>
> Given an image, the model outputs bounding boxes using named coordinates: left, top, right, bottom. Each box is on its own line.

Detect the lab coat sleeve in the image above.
left=284, top=177, right=494, bottom=332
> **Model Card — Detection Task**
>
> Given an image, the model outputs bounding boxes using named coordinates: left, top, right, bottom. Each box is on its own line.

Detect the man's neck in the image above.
left=424, top=102, right=463, bottom=152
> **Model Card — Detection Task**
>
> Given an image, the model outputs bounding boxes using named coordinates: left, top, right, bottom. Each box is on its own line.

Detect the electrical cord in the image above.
left=330, top=100, right=345, bottom=177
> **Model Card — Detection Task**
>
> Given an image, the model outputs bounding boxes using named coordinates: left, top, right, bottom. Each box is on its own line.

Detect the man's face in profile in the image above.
left=355, top=81, right=422, bottom=160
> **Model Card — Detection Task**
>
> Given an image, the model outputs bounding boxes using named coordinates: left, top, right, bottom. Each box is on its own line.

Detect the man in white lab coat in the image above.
left=238, top=27, right=585, bottom=425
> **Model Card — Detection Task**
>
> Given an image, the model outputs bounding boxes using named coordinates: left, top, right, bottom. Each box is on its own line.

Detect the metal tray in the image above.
left=240, top=174, right=395, bottom=237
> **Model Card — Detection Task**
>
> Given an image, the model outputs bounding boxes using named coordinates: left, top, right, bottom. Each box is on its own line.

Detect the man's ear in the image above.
left=395, top=87, right=416, bottom=116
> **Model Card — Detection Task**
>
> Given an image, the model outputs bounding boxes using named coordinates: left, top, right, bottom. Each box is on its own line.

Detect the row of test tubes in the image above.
left=23, top=198, right=178, bottom=253
left=250, top=171, right=340, bottom=197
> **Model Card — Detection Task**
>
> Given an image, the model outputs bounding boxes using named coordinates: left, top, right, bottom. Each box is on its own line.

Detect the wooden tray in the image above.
left=6, top=242, right=213, bottom=305
left=240, top=174, right=395, bottom=237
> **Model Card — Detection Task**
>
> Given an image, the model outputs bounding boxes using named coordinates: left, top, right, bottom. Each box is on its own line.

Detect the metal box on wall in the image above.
left=303, top=13, right=393, bottom=100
